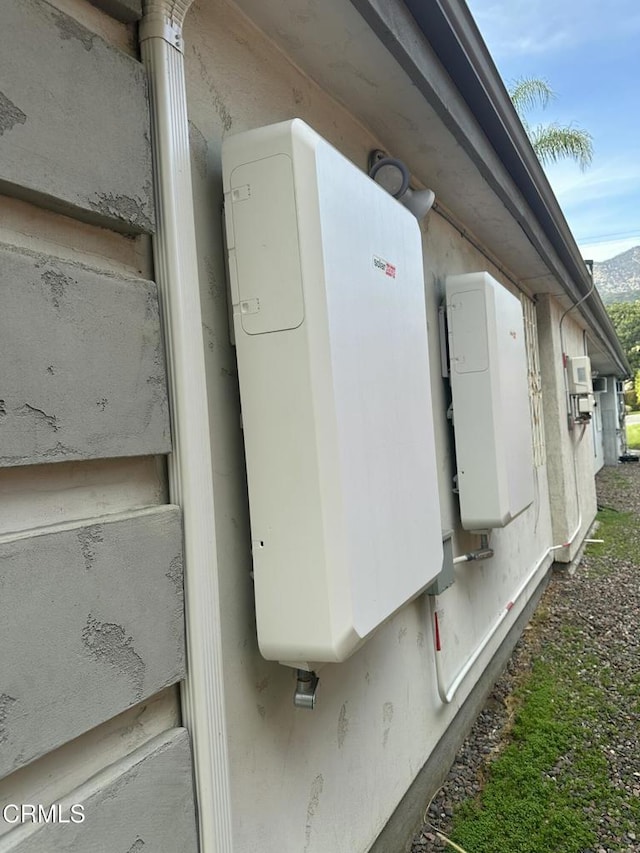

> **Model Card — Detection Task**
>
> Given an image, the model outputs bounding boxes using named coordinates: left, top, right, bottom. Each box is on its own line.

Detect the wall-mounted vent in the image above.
left=223, top=119, right=443, bottom=668
left=446, top=272, right=534, bottom=530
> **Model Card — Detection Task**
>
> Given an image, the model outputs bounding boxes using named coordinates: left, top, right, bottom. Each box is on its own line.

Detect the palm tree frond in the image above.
left=508, top=76, right=555, bottom=118
left=529, top=123, right=594, bottom=170
left=507, top=76, right=594, bottom=170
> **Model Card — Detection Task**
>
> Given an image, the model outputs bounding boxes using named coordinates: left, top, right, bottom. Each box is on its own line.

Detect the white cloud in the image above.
left=543, top=156, right=640, bottom=257
left=468, top=0, right=640, bottom=60
left=579, top=236, right=640, bottom=263
left=547, top=158, right=640, bottom=206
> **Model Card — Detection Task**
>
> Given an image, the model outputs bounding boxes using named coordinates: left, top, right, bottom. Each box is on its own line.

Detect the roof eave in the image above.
left=400, top=0, right=630, bottom=376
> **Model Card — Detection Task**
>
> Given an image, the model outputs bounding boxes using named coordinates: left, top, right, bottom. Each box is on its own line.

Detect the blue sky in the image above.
left=466, top=0, right=640, bottom=261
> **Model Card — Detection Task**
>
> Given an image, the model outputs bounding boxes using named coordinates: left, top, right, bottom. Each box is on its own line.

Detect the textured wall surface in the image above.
left=0, top=506, right=185, bottom=779
left=0, top=0, right=154, bottom=233
left=87, top=0, right=142, bottom=22
left=0, top=244, right=171, bottom=466
left=0, top=729, right=197, bottom=852
left=537, top=294, right=597, bottom=559
left=0, top=3, right=194, bottom=850
left=183, top=2, right=556, bottom=851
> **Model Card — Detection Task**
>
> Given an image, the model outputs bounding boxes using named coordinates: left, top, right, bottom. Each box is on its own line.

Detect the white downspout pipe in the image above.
left=140, top=4, right=233, bottom=851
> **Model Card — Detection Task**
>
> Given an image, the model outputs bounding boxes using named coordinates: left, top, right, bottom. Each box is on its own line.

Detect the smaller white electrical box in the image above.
left=446, top=272, right=534, bottom=530
left=578, top=395, right=595, bottom=414
left=223, top=119, right=443, bottom=668
left=567, top=356, right=593, bottom=395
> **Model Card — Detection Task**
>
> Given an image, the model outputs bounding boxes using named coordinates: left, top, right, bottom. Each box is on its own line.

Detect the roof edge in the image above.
left=402, top=0, right=629, bottom=375
left=353, top=0, right=628, bottom=375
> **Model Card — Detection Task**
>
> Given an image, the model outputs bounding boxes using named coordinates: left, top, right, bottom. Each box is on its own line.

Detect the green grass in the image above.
left=587, top=507, right=638, bottom=563
left=627, top=421, right=640, bottom=449
left=606, top=470, right=627, bottom=486
left=445, top=508, right=640, bottom=853
left=449, top=661, right=604, bottom=852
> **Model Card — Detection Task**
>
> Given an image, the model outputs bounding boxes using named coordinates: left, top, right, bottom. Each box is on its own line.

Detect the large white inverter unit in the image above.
left=222, top=119, right=443, bottom=668
left=446, top=272, right=534, bottom=530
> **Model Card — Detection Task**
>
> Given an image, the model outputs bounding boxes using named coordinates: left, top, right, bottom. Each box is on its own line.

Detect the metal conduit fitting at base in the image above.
left=293, top=670, right=320, bottom=710
left=451, top=533, right=494, bottom=564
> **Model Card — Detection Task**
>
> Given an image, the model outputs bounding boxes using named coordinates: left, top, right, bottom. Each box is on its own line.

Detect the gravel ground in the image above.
left=412, top=461, right=640, bottom=853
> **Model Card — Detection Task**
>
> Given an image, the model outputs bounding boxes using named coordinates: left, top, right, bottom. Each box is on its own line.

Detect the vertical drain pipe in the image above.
left=140, top=4, right=234, bottom=850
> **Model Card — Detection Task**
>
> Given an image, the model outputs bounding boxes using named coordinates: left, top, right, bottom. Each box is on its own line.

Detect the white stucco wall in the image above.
left=183, top=3, right=560, bottom=851
left=536, top=294, right=598, bottom=560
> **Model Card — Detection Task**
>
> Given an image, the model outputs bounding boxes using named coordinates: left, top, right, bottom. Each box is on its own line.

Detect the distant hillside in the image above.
left=592, top=246, right=640, bottom=304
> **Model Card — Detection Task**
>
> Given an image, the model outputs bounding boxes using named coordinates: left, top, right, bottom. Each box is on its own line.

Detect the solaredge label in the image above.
left=373, top=255, right=397, bottom=278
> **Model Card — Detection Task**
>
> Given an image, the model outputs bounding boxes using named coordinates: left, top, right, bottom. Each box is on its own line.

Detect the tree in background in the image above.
left=606, top=301, right=640, bottom=410
left=509, top=77, right=594, bottom=170
left=606, top=301, right=640, bottom=375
